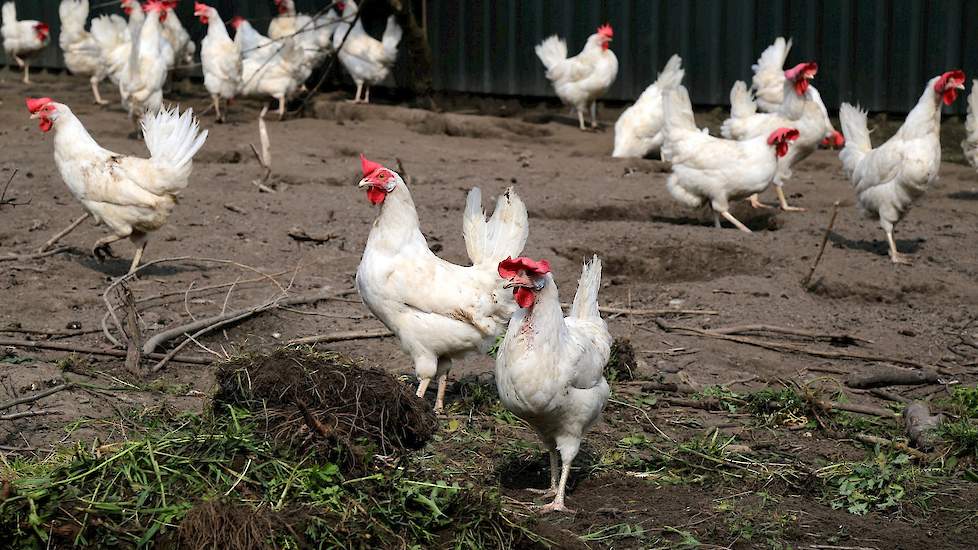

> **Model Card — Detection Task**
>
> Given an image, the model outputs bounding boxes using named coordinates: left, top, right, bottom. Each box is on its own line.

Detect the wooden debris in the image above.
left=802, top=201, right=840, bottom=287
left=846, top=367, right=939, bottom=389
left=903, top=401, right=944, bottom=450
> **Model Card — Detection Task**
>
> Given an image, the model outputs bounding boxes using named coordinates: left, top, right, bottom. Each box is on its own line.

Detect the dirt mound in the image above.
left=215, top=347, right=437, bottom=468
left=409, top=112, right=551, bottom=139
left=606, top=338, right=637, bottom=382
left=808, top=279, right=942, bottom=303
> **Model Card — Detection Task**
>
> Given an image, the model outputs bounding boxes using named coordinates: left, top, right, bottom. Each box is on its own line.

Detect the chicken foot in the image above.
left=576, top=110, right=586, bottom=131
left=748, top=194, right=772, bottom=209
left=37, top=213, right=91, bottom=253
left=92, top=234, right=124, bottom=262
left=348, top=81, right=365, bottom=104
left=774, top=186, right=805, bottom=211
left=589, top=101, right=598, bottom=129
left=433, top=357, right=451, bottom=413
left=211, top=94, right=223, bottom=122
left=886, top=230, right=912, bottom=265
left=14, top=56, right=31, bottom=85
left=128, top=233, right=148, bottom=275
left=415, top=377, right=431, bottom=399
left=540, top=460, right=575, bottom=513
left=719, top=210, right=752, bottom=233
left=527, top=448, right=560, bottom=498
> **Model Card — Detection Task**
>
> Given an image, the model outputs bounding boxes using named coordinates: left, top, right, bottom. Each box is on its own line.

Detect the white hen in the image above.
left=27, top=97, right=207, bottom=274
left=59, top=0, right=109, bottom=104
left=750, top=36, right=792, bottom=113
left=120, top=1, right=169, bottom=127
left=536, top=24, right=618, bottom=130
left=355, top=155, right=529, bottom=412
left=1, top=2, right=50, bottom=84
left=720, top=62, right=835, bottom=211
left=160, top=0, right=194, bottom=73
left=89, top=9, right=136, bottom=88
left=839, top=70, right=965, bottom=264
left=234, top=17, right=307, bottom=119
left=612, top=54, right=683, bottom=158
left=333, top=0, right=402, bottom=103
left=495, top=255, right=611, bottom=513
left=195, top=2, right=241, bottom=122
left=662, top=85, right=799, bottom=232
left=962, top=80, right=978, bottom=170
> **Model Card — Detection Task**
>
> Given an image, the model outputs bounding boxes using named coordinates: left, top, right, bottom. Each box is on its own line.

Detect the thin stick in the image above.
left=0, top=337, right=211, bottom=364
left=0, top=383, right=73, bottom=411
left=38, top=213, right=91, bottom=252
left=143, top=289, right=338, bottom=355
left=652, top=318, right=935, bottom=370
left=0, top=246, right=71, bottom=264
left=0, top=409, right=55, bottom=421
left=853, top=433, right=929, bottom=461
left=708, top=323, right=872, bottom=344
left=802, top=201, right=840, bottom=287
left=560, top=303, right=718, bottom=316
left=287, top=329, right=393, bottom=345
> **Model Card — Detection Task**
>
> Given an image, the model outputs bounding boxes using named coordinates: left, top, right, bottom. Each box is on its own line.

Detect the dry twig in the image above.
left=0, top=337, right=211, bottom=364
left=0, top=383, right=73, bottom=411
left=287, top=329, right=393, bottom=346
left=802, top=201, right=840, bottom=287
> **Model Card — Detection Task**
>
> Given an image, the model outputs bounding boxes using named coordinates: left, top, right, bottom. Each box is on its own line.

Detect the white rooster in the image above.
left=662, top=85, right=799, bottom=232
left=1, top=1, right=50, bottom=84
left=27, top=97, right=207, bottom=274
left=59, top=0, right=110, bottom=104
left=89, top=6, right=138, bottom=88
left=720, top=62, right=836, bottom=211
left=535, top=24, right=618, bottom=130
left=495, top=255, right=611, bottom=513
left=160, top=0, right=194, bottom=73
left=332, top=0, right=402, bottom=104
left=355, top=155, right=529, bottom=412
left=120, top=1, right=169, bottom=128
left=962, top=80, right=978, bottom=170
left=195, top=2, right=241, bottom=122
left=612, top=54, right=684, bottom=158
left=234, top=17, right=308, bottom=119
left=839, top=70, right=965, bottom=264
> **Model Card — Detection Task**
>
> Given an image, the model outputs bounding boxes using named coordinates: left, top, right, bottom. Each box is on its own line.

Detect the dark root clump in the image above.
left=607, top=338, right=637, bottom=382
left=177, top=499, right=276, bottom=550
left=215, top=347, right=437, bottom=469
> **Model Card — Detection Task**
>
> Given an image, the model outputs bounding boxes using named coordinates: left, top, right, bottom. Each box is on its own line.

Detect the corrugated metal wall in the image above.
left=5, top=1, right=977, bottom=114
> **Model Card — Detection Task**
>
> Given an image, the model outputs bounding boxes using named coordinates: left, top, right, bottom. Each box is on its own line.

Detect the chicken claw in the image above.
left=539, top=501, right=575, bottom=514
left=748, top=194, right=773, bottom=209
left=775, top=186, right=806, bottom=211
left=92, top=244, right=116, bottom=262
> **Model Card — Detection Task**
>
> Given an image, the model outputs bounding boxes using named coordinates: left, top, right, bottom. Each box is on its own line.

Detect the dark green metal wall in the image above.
left=5, top=0, right=977, bottom=114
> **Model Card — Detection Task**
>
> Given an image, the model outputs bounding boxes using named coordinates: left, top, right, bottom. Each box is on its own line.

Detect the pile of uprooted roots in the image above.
left=215, top=346, right=437, bottom=469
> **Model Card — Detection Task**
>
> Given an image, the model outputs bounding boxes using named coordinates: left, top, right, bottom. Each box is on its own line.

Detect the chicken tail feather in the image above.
left=381, top=15, right=402, bottom=64
left=142, top=105, right=209, bottom=190
left=463, top=186, right=528, bottom=267
left=720, top=81, right=756, bottom=139
left=962, top=80, right=978, bottom=169
left=653, top=54, right=684, bottom=90
left=2, top=2, right=16, bottom=24
left=838, top=103, right=869, bottom=176
left=570, top=255, right=602, bottom=321
left=534, top=35, right=567, bottom=75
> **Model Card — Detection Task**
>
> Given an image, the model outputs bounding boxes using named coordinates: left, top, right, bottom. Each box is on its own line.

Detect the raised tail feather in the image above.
left=2, top=2, right=15, bottom=24
left=838, top=103, right=870, bottom=177
left=58, top=0, right=89, bottom=34
left=962, top=81, right=978, bottom=169
left=570, top=255, right=602, bottom=321
left=381, top=15, right=402, bottom=64
left=720, top=81, right=756, bottom=139
left=662, top=85, right=698, bottom=136
left=752, top=36, right=791, bottom=111
left=535, top=35, right=567, bottom=75
left=654, top=54, right=684, bottom=90
left=463, top=187, right=529, bottom=267
left=142, top=106, right=208, bottom=191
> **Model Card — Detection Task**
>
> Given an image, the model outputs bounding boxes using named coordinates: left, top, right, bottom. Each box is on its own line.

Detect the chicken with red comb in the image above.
left=196, top=1, right=241, bottom=122
left=535, top=23, right=618, bottom=130
left=2, top=2, right=51, bottom=84
left=496, top=255, right=611, bottom=513
left=355, top=154, right=530, bottom=412
left=839, top=71, right=966, bottom=264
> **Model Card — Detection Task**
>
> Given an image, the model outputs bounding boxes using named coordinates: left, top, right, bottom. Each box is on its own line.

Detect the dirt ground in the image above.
left=1, top=69, right=977, bottom=549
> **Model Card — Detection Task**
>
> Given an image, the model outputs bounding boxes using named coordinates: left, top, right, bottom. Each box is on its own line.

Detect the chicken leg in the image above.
left=576, top=110, right=586, bottom=131
left=433, top=356, right=451, bottom=413
left=886, top=230, right=912, bottom=265
left=540, top=460, right=575, bottom=513
left=276, top=95, right=286, bottom=120
left=748, top=193, right=772, bottom=209
left=589, top=101, right=598, bottom=129
left=720, top=210, right=752, bottom=233
left=92, top=234, right=124, bottom=262
left=128, top=233, right=148, bottom=275
left=37, top=213, right=91, bottom=253
left=527, top=447, right=559, bottom=498
left=775, top=186, right=805, bottom=212
left=211, top=94, right=222, bottom=123
left=17, top=57, right=31, bottom=85
left=91, top=77, right=108, bottom=105
left=350, top=81, right=364, bottom=104
left=415, top=377, right=431, bottom=399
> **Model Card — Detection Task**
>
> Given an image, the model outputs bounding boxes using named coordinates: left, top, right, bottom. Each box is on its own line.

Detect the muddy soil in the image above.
left=1, top=71, right=977, bottom=548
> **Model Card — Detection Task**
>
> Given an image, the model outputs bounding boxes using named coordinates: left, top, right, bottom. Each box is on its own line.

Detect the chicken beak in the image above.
left=503, top=275, right=532, bottom=289
left=29, top=112, right=39, bottom=120
left=357, top=178, right=371, bottom=188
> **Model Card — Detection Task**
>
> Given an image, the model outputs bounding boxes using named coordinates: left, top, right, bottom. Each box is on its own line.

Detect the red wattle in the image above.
left=794, top=79, right=809, bottom=96
left=39, top=118, right=53, bottom=132
left=514, top=287, right=535, bottom=309
left=366, top=186, right=387, bottom=205
left=943, top=89, right=958, bottom=106
left=776, top=142, right=788, bottom=157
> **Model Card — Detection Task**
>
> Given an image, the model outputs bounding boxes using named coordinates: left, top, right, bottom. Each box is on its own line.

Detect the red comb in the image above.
left=26, top=97, right=53, bottom=113
left=193, top=2, right=208, bottom=14
left=597, top=23, right=613, bottom=39
left=360, top=154, right=384, bottom=177
left=784, top=62, right=817, bottom=80
left=935, top=70, right=966, bottom=105
left=498, top=257, right=552, bottom=279
left=767, top=128, right=800, bottom=144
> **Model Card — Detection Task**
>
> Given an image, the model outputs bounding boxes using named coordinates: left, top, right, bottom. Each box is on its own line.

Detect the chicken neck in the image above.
left=364, top=185, right=429, bottom=254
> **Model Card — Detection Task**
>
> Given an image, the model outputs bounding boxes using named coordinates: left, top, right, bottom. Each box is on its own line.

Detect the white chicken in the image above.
left=1, top=2, right=50, bottom=84
left=26, top=97, right=207, bottom=274
left=612, top=54, right=683, bottom=158
left=120, top=1, right=169, bottom=127
left=160, top=0, right=194, bottom=72
left=962, top=80, right=978, bottom=170
left=535, top=24, right=618, bottom=130
left=269, top=0, right=337, bottom=71
left=235, top=17, right=307, bottom=119
left=720, top=62, right=835, bottom=211
left=59, top=0, right=109, bottom=104
left=332, top=0, right=402, bottom=104
left=838, top=70, right=965, bottom=264
left=194, top=2, right=241, bottom=122
left=355, top=155, right=529, bottom=412
left=495, top=255, right=611, bottom=513
left=89, top=5, right=139, bottom=88
left=748, top=35, right=844, bottom=150
left=662, top=84, right=799, bottom=232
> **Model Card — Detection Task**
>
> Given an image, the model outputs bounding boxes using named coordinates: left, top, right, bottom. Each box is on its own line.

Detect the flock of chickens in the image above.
left=4, top=3, right=978, bottom=513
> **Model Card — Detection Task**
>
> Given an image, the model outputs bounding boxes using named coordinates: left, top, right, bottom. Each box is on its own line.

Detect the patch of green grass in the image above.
left=819, top=451, right=921, bottom=515
left=941, top=418, right=978, bottom=460
left=947, top=385, right=978, bottom=418
left=0, top=406, right=544, bottom=549
left=580, top=522, right=647, bottom=542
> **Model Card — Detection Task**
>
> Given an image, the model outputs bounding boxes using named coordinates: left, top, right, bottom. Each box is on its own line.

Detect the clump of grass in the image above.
left=819, top=451, right=922, bottom=515
left=941, top=418, right=978, bottom=460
